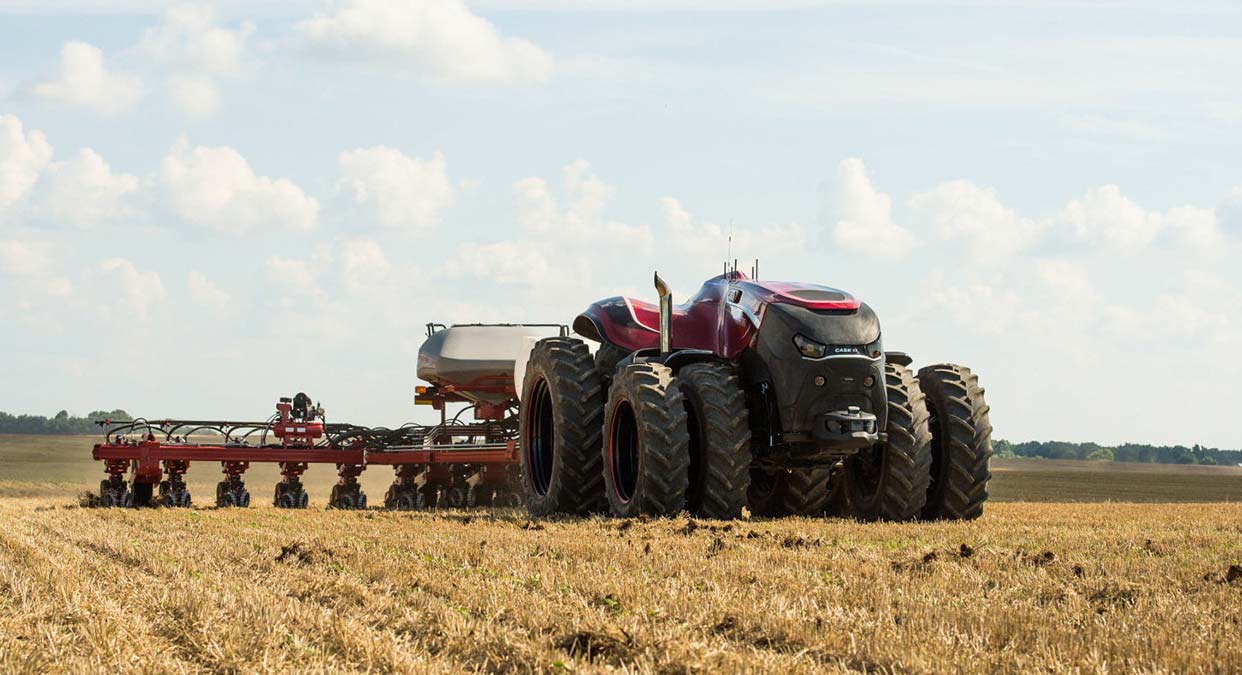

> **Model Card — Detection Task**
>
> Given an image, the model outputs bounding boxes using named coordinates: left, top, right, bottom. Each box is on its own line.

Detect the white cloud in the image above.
left=1101, top=271, right=1234, bottom=344
left=1034, top=258, right=1098, bottom=308
left=1053, top=185, right=1229, bottom=253
left=445, top=240, right=551, bottom=286
left=159, top=141, right=319, bottom=234
left=908, top=177, right=1230, bottom=259
left=661, top=196, right=809, bottom=273
left=98, top=257, right=165, bottom=319
left=43, top=276, right=73, bottom=298
left=167, top=75, right=221, bottom=116
left=265, top=255, right=320, bottom=297
left=340, top=238, right=392, bottom=293
left=824, top=158, right=914, bottom=258
left=1218, top=187, right=1242, bottom=234
left=661, top=196, right=693, bottom=231
left=513, top=160, right=648, bottom=244
left=0, top=115, right=53, bottom=212
left=133, top=5, right=254, bottom=75
left=514, top=176, right=558, bottom=233
left=295, top=0, right=553, bottom=83
left=919, top=270, right=1026, bottom=337
left=1058, top=114, right=1167, bottom=142
left=187, top=270, right=231, bottom=312
left=1163, top=206, right=1221, bottom=251
left=31, top=41, right=144, bottom=113
left=1057, top=184, right=1162, bottom=251
left=561, top=160, right=614, bottom=229
left=28, top=148, right=141, bottom=228
left=131, top=5, right=255, bottom=115
left=0, top=239, right=49, bottom=276
left=909, top=180, right=1044, bottom=260
left=0, top=238, right=73, bottom=319
left=447, top=162, right=645, bottom=290
left=452, top=163, right=810, bottom=294
left=336, top=147, right=455, bottom=230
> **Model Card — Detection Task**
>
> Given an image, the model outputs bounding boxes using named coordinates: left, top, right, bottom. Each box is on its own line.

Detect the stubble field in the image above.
left=0, top=435, right=1239, bottom=673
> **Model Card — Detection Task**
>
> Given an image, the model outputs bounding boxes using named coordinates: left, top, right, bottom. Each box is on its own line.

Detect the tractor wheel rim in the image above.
left=526, top=376, right=555, bottom=496
left=608, top=399, right=639, bottom=504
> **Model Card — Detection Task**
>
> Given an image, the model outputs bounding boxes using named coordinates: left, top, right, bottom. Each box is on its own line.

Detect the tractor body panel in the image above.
left=576, top=272, right=887, bottom=465
left=572, top=276, right=728, bottom=354
left=746, top=301, right=886, bottom=457
left=573, top=274, right=864, bottom=357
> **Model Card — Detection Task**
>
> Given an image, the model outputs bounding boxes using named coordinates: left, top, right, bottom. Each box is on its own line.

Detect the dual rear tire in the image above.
left=918, top=364, right=993, bottom=520
left=830, top=361, right=993, bottom=521
left=519, top=338, right=608, bottom=516
left=520, top=339, right=752, bottom=519
left=601, top=363, right=689, bottom=517
left=601, top=360, right=755, bottom=519
left=833, top=362, right=932, bottom=521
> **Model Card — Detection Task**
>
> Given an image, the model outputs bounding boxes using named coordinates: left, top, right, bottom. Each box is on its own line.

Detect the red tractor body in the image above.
left=574, top=271, right=889, bottom=462
left=573, top=272, right=861, bottom=359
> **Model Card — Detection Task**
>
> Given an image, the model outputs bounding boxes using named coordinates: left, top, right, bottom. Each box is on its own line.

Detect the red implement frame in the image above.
left=92, top=395, right=522, bottom=509
left=91, top=441, right=518, bottom=473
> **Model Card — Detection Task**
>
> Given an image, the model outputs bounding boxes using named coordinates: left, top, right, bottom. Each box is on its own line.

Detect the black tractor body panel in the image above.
left=745, top=302, right=887, bottom=462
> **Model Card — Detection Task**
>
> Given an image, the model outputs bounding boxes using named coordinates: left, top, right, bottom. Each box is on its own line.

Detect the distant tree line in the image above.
left=995, top=439, right=1242, bottom=466
left=2, top=410, right=1239, bottom=466
left=0, top=410, right=131, bottom=435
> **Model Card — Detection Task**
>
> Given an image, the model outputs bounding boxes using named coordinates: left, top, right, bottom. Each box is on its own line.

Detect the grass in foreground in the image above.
left=0, top=499, right=1238, bottom=673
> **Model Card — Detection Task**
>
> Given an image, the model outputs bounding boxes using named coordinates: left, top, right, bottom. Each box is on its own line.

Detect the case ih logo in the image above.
left=833, top=346, right=860, bottom=354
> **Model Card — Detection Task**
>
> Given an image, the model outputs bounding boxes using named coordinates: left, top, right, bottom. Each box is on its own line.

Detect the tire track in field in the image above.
left=291, top=515, right=822, bottom=673
left=21, top=516, right=249, bottom=674
left=5, top=505, right=889, bottom=672
left=11, top=508, right=391, bottom=673
left=22, top=509, right=447, bottom=672
left=170, top=508, right=560, bottom=671
left=201, top=530, right=550, bottom=671
left=232, top=510, right=683, bottom=672
left=51, top=507, right=515, bottom=672
left=0, top=507, right=202, bottom=672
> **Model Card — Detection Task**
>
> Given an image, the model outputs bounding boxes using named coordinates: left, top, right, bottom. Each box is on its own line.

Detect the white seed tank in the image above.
left=416, top=325, right=564, bottom=405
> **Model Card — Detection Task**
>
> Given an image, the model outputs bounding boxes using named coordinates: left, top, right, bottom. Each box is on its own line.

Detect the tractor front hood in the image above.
left=748, top=300, right=887, bottom=451
left=736, top=280, right=861, bottom=313
left=760, top=299, right=881, bottom=349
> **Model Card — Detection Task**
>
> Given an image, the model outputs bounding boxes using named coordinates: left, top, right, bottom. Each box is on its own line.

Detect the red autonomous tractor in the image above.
left=519, top=268, right=993, bottom=521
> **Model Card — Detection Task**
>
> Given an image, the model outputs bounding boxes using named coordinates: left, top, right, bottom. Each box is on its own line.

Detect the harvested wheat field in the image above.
left=0, top=499, right=1239, bottom=674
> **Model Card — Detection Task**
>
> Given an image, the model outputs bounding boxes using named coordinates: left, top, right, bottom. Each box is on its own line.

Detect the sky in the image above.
left=0, top=0, right=1239, bottom=448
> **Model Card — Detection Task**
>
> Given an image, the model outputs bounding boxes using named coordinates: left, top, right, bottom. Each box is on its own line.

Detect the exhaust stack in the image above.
left=654, top=271, right=672, bottom=355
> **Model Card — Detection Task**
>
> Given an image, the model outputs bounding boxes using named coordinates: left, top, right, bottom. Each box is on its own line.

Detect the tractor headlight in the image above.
left=793, top=334, right=827, bottom=358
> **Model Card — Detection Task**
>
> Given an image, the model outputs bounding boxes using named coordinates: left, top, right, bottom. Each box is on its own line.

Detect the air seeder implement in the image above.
left=93, top=266, right=994, bottom=521
left=91, top=324, right=561, bottom=509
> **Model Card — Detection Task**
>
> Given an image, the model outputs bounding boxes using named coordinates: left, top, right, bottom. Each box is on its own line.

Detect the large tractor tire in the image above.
left=678, top=362, right=752, bottom=519
left=837, top=362, right=932, bottom=521
left=594, top=343, right=629, bottom=385
left=746, top=468, right=833, bottom=517
left=520, top=337, right=607, bottom=516
left=602, top=363, right=690, bottom=518
left=918, top=363, right=993, bottom=520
